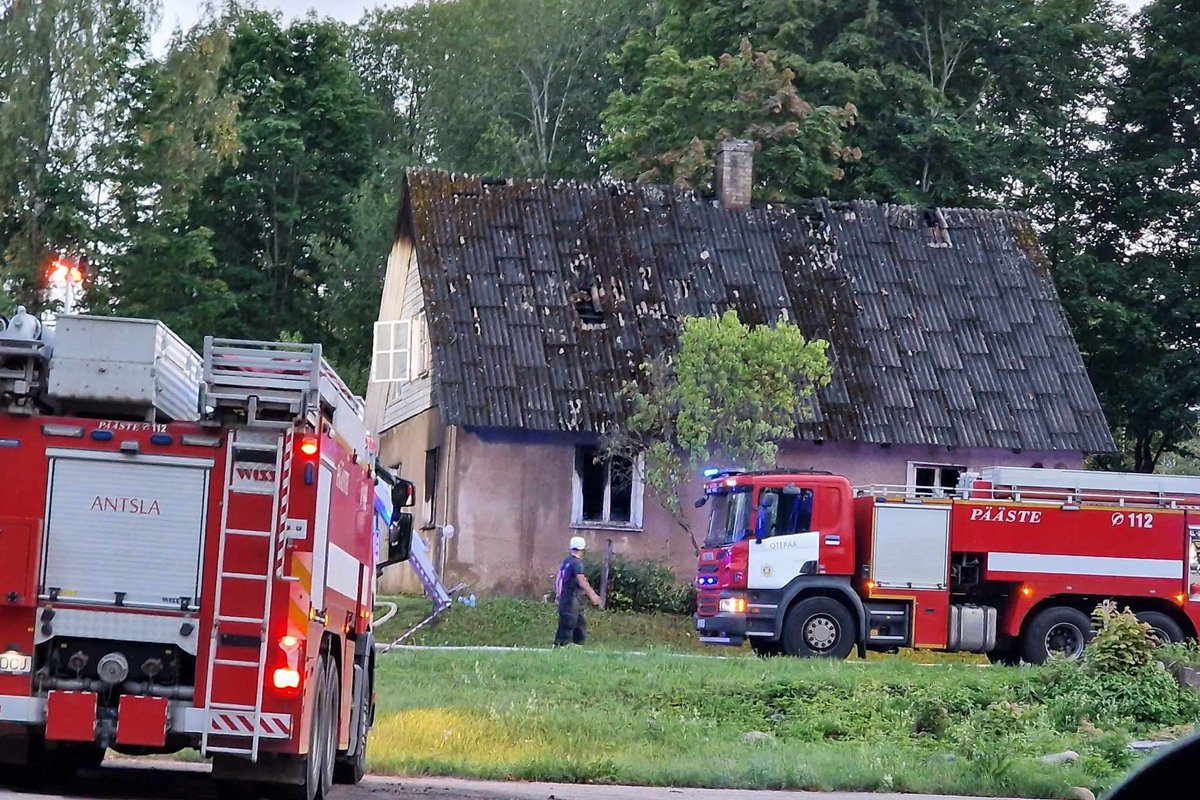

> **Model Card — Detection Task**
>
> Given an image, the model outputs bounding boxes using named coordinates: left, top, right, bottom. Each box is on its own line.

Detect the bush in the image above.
left=582, top=554, right=696, bottom=615
left=1037, top=655, right=1200, bottom=728
left=1087, top=601, right=1154, bottom=674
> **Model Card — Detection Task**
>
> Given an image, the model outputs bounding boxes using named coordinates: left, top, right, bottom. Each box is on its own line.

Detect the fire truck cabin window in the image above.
left=705, top=490, right=750, bottom=547
left=756, top=487, right=815, bottom=539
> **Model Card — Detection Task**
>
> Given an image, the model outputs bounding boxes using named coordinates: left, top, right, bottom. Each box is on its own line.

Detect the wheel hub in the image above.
left=804, top=615, right=839, bottom=651
left=1044, top=622, right=1085, bottom=659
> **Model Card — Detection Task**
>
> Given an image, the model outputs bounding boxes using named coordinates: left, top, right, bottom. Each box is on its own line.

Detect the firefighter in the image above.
left=554, top=535, right=601, bottom=647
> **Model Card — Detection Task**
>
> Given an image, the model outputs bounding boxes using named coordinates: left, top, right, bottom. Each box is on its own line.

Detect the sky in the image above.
left=158, top=0, right=1156, bottom=45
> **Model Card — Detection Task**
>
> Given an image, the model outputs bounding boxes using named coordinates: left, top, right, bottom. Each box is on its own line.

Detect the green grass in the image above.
left=374, top=595, right=985, bottom=662
left=367, top=650, right=1153, bottom=797
left=367, top=598, right=1200, bottom=797
left=375, top=596, right=712, bottom=653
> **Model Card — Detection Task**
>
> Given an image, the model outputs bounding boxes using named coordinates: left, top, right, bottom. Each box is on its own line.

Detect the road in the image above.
left=0, top=760, right=1024, bottom=800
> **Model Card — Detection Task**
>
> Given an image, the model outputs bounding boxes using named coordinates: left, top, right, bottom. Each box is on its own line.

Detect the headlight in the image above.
left=718, top=597, right=747, bottom=614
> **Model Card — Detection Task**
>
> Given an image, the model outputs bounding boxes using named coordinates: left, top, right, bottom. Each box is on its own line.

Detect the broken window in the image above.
left=571, top=281, right=605, bottom=326
left=423, top=448, right=439, bottom=528
left=922, top=207, right=953, bottom=248
left=909, top=463, right=966, bottom=498
left=573, top=445, right=643, bottom=527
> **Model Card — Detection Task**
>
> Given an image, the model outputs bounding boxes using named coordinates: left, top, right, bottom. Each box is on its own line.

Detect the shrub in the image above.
left=1038, top=655, right=1200, bottom=728
left=583, top=554, right=696, bottom=615
left=1087, top=601, right=1154, bottom=674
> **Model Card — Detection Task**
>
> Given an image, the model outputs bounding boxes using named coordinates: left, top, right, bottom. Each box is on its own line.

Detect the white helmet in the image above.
left=569, top=535, right=587, bottom=552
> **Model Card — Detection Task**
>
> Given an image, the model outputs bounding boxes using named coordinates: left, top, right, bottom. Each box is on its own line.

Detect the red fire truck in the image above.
left=0, top=313, right=415, bottom=799
left=694, top=466, right=1200, bottom=663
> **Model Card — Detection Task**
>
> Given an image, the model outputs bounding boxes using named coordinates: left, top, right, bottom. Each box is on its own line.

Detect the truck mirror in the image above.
left=390, top=478, right=415, bottom=510
left=694, top=496, right=707, bottom=508
left=383, top=513, right=414, bottom=566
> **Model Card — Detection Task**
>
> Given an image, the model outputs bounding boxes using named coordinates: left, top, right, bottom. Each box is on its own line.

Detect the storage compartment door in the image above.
left=872, top=505, right=950, bottom=590
left=42, top=454, right=210, bottom=609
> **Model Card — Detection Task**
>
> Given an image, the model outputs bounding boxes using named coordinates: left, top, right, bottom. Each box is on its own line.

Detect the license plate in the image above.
left=0, top=652, right=31, bottom=675
left=696, top=618, right=706, bottom=629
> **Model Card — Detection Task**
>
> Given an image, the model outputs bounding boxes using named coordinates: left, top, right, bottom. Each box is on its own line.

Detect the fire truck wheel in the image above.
left=1137, top=611, right=1185, bottom=645
left=1022, top=606, right=1093, bottom=664
left=749, top=638, right=784, bottom=658
left=781, top=597, right=856, bottom=659
left=334, top=667, right=370, bottom=784
left=320, top=660, right=339, bottom=798
left=984, top=648, right=1020, bottom=666
left=276, top=656, right=330, bottom=800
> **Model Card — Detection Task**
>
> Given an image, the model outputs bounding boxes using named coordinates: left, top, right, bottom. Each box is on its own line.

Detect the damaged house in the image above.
left=364, top=147, right=1113, bottom=594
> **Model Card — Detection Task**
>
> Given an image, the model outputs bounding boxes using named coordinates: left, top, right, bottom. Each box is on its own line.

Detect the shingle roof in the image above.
left=403, top=169, right=1114, bottom=453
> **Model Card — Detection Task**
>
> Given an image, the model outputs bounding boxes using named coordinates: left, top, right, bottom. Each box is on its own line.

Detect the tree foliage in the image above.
left=601, top=40, right=859, bottom=198
left=1058, top=1, right=1200, bottom=472
left=610, top=311, right=831, bottom=550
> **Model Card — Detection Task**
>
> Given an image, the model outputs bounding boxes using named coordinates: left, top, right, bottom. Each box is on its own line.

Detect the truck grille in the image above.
left=697, top=589, right=719, bottom=617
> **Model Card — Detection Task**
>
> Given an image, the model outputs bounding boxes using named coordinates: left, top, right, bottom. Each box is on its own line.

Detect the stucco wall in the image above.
left=435, top=428, right=1086, bottom=594
left=376, top=407, right=447, bottom=595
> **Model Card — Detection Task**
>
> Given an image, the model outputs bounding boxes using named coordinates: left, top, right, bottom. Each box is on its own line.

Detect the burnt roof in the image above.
left=403, top=169, right=1114, bottom=453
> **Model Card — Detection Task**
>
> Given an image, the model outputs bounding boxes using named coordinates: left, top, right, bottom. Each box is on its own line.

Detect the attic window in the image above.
left=922, top=207, right=952, bottom=248
left=571, top=282, right=606, bottom=327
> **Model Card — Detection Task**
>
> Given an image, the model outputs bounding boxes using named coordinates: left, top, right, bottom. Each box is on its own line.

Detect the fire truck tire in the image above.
left=1137, top=611, right=1185, bottom=645
left=984, top=648, right=1020, bottom=666
left=749, top=638, right=784, bottom=658
left=319, top=659, right=339, bottom=798
left=780, top=597, right=856, bottom=659
left=275, top=656, right=333, bottom=800
left=334, top=665, right=370, bottom=784
left=1022, top=606, right=1093, bottom=664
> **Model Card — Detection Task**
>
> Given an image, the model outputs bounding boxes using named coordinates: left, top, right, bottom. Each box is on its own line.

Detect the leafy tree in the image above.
left=0, top=0, right=154, bottom=313
left=608, top=311, right=831, bottom=552
left=607, top=0, right=1125, bottom=206
left=1061, top=0, right=1200, bottom=472
left=600, top=40, right=859, bottom=198
left=89, top=21, right=241, bottom=344
left=354, top=0, right=651, bottom=179
left=183, top=7, right=375, bottom=378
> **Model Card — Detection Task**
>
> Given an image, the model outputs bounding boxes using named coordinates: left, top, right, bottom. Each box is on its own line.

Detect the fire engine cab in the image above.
left=694, top=466, right=1200, bottom=663
left=0, top=313, right=415, bottom=799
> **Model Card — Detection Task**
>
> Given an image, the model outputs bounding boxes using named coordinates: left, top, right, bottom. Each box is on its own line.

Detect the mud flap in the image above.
left=45, top=691, right=97, bottom=743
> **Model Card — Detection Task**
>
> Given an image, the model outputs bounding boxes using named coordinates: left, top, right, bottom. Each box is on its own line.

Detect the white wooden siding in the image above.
left=364, top=237, right=435, bottom=436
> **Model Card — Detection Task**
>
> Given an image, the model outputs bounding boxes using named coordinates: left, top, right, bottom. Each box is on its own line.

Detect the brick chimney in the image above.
left=715, top=139, right=755, bottom=210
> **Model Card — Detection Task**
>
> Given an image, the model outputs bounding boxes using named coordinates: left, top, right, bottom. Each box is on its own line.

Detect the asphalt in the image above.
left=0, top=760, right=1024, bottom=800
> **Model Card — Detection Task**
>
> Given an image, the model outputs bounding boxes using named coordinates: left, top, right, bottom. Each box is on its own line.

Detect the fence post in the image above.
left=600, top=539, right=613, bottom=610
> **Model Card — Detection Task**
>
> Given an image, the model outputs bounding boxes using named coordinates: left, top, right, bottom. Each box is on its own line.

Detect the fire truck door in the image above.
left=872, top=505, right=950, bottom=590
left=310, top=459, right=334, bottom=611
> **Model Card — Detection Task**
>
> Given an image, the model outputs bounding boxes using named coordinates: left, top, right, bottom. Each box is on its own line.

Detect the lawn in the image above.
left=373, top=596, right=984, bottom=662
left=366, top=599, right=1199, bottom=798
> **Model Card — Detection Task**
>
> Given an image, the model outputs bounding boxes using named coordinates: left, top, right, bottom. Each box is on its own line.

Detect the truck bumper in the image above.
left=696, top=612, right=749, bottom=645
left=0, top=694, right=292, bottom=744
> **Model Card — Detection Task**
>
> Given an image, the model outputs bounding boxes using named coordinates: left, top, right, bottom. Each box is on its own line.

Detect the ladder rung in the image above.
left=221, top=571, right=269, bottom=581
left=204, top=745, right=255, bottom=754
left=216, top=615, right=265, bottom=625
left=213, top=659, right=261, bottom=668
left=225, top=528, right=274, bottom=538
left=231, top=442, right=280, bottom=453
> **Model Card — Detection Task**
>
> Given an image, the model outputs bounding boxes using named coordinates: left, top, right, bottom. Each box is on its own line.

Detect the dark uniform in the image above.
left=554, top=555, right=587, bottom=646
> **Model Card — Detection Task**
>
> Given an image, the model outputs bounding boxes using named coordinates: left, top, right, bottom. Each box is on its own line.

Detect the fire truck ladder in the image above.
left=201, top=427, right=298, bottom=762
left=200, top=337, right=321, bottom=427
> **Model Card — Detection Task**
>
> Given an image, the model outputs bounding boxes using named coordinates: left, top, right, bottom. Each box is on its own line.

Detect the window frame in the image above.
left=370, top=320, right=412, bottom=384
left=570, top=446, right=644, bottom=530
left=907, top=461, right=967, bottom=498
